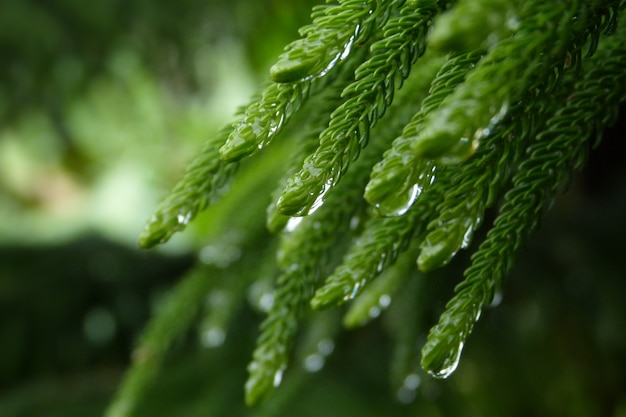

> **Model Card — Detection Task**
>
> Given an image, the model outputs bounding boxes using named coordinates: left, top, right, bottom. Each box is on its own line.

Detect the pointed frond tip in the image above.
left=138, top=128, right=238, bottom=249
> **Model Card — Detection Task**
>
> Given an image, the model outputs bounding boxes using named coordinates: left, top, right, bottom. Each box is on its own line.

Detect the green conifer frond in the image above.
left=138, top=128, right=239, bottom=248
left=427, top=0, right=520, bottom=53
left=310, top=188, right=440, bottom=309
left=364, top=49, right=483, bottom=213
left=421, top=26, right=626, bottom=378
left=219, top=0, right=400, bottom=162
left=277, top=0, right=452, bottom=216
left=125, top=0, right=626, bottom=412
left=265, top=81, right=355, bottom=233
left=416, top=108, right=522, bottom=272
left=269, top=0, right=400, bottom=83
left=409, top=0, right=617, bottom=161
left=343, top=239, right=420, bottom=328
left=247, top=109, right=401, bottom=404
left=218, top=81, right=314, bottom=161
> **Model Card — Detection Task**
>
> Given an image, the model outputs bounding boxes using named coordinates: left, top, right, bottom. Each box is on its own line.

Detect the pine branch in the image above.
left=246, top=127, right=390, bottom=405
left=277, top=0, right=453, bottom=216
left=219, top=0, right=401, bottom=162
left=265, top=74, right=362, bottom=233
left=269, top=0, right=401, bottom=83
left=409, top=0, right=619, bottom=161
left=138, top=127, right=239, bottom=248
left=421, top=26, right=626, bottom=378
left=342, top=238, right=420, bottom=328
left=245, top=59, right=444, bottom=400
left=364, top=49, right=483, bottom=214
left=131, top=0, right=626, bottom=410
left=310, top=186, right=441, bottom=309
left=218, top=81, right=315, bottom=162
left=427, top=0, right=521, bottom=53
left=416, top=104, right=524, bottom=272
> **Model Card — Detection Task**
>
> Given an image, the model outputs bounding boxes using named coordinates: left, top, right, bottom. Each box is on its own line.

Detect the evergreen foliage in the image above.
left=111, top=0, right=626, bottom=414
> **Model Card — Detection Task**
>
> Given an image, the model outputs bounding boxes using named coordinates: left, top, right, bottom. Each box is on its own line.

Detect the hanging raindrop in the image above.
left=375, top=183, right=420, bottom=217
left=427, top=341, right=464, bottom=379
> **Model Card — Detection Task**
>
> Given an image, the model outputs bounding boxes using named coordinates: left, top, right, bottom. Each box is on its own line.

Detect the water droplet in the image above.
left=273, top=366, right=285, bottom=387
left=375, top=183, right=420, bottom=217
left=349, top=214, right=362, bottom=231
left=506, top=11, right=520, bottom=31
left=317, top=25, right=359, bottom=78
left=176, top=211, right=192, bottom=225
left=267, top=112, right=285, bottom=137
left=376, top=253, right=387, bottom=272
left=285, top=216, right=303, bottom=232
left=306, top=179, right=333, bottom=215
left=427, top=342, right=464, bottom=379
left=490, top=290, right=503, bottom=307
left=343, top=280, right=364, bottom=302
left=461, top=224, right=475, bottom=249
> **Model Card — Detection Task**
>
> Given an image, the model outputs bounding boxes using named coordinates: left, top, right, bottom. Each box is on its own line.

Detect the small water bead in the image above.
left=445, top=101, right=510, bottom=163
left=490, top=290, right=503, bottom=307
left=348, top=281, right=363, bottom=301
left=461, top=222, right=477, bottom=249
left=375, top=183, right=420, bottom=217
left=316, top=30, right=357, bottom=79
left=176, top=211, right=192, bottom=226
left=220, top=117, right=268, bottom=161
left=285, top=216, right=304, bottom=232
left=376, top=252, right=387, bottom=272
left=273, top=366, right=286, bottom=387
left=306, top=179, right=333, bottom=215
left=427, top=341, right=464, bottom=379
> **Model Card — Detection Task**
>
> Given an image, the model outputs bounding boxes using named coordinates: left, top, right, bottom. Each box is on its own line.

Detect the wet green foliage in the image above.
left=128, top=0, right=626, bottom=412
left=3, top=0, right=626, bottom=416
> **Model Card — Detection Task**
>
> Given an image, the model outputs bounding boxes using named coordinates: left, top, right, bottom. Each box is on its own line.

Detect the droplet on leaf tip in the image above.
left=426, top=341, right=464, bottom=379
left=374, top=183, right=421, bottom=217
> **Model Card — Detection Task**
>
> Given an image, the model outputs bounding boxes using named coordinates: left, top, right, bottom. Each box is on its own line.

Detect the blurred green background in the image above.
left=1, top=1, right=625, bottom=416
